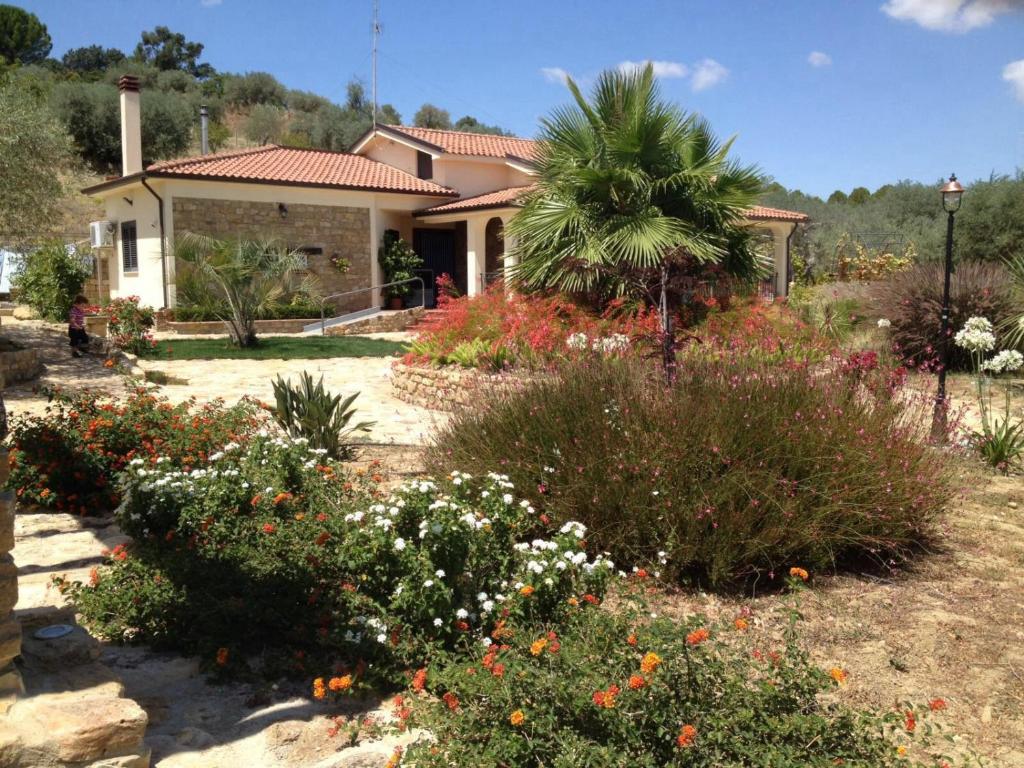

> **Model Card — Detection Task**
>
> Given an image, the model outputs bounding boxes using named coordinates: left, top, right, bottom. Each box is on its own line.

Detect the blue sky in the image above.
left=20, top=0, right=1024, bottom=197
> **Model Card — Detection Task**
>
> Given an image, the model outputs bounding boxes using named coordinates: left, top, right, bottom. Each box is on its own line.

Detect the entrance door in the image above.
left=413, top=228, right=457, bottom=307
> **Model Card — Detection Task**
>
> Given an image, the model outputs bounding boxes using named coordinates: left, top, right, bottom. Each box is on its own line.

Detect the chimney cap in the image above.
left=118, top=75, right=141, bottom=93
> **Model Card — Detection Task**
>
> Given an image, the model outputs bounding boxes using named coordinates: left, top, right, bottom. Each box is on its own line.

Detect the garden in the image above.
left=6, top=64, right=1024, bottom=766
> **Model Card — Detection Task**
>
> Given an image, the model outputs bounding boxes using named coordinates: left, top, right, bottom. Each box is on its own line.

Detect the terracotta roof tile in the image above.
left=383, top=125, right=539, bottom=161
left=143, top=145, right=457, bottom=196
left=744, top=205, right=809, bottom=222
left=416, top=185, right=535, bottom=216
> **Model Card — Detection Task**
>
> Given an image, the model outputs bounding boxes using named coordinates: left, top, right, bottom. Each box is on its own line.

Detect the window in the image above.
left=416, top=151, right=433, bottom=180
left=120, top=220, right=138, bottom=272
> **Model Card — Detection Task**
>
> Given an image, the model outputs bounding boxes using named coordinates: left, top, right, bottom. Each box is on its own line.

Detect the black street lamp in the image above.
left=931, top=173, right=965, bottom=440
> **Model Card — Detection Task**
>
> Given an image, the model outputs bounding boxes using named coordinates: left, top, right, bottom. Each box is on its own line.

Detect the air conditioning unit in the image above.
left=89, top=220, right=116, bottom=249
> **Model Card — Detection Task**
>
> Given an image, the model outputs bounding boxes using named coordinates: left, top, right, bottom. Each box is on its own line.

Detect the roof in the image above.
left=371, top=125, right=540, bottom=162
left=417, top=186, right=809, bottom=224
left=744, top=205, right=809, bottom=223
left=82, top=145, right=458, bottom=197
left=416, top=185, right=535, bottom=216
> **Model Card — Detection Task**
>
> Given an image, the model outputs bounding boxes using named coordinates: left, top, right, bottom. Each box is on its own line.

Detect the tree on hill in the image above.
left=62, top=45, right=125, bottom=78
left=848, top=186, right=871, bottom=205
left=245, top=103, right=286, bottom=144
left=453, top=115, right=511, bottom=136
left=0, top=79, right=72, bottom=246
left=223, top=71, right=286, bottom=107
left=827, top=190, right=848, bottom=205
left=0, top=4, right=51, bottom=65
left=413, top=103, right=451, bottom=130
left=133, top=26, right=213, bottom=79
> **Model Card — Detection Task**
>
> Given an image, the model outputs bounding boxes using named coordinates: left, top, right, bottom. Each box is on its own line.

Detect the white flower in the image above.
left=481, top=600, right=495, bottom=613
left=433, top=618, right=443, bottom=627
left=954, top=316, right=996, bottom=354
left=393, top=538, right=406, bottom=551
left=877, top=318, right=891, bottom=329
left=981, top=349, right=1024, bottom=374
left=376, top=633, right=387, bottom=644
left=566, top=332, right=589, bottom=351
left=502, top=493, right=513, bottom=505
left=435, top=569, right=446, bottom=578
left=456, top=608, right=469, bottom=619
left=423, top=579, right=434, bottom=588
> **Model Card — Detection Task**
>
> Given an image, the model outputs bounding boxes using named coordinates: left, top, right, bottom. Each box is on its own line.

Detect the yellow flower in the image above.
left=510, top=709, right=525, bottom=726
left=640, top=652, right=661, bottom=675
left=829, top=667, right=848, bottom=685
left=734, top=618, right=749, bottom=631
left=312, top=677, right=326, bottom=700
left=897, top=745, right=907, bottom=756
left=530, top=638, right=548, bottom=656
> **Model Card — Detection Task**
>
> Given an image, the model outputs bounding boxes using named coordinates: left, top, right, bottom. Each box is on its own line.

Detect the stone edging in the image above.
left=0, top=349, right=42, bottom=386
left=390, top=362, right=543, bottom=411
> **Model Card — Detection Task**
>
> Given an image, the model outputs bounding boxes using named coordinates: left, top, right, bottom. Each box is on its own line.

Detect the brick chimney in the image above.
left=118, top=75, right=142, bottom=176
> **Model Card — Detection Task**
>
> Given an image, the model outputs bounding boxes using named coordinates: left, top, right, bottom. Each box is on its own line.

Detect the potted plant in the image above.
left=378, top=231, right=423, bottom=310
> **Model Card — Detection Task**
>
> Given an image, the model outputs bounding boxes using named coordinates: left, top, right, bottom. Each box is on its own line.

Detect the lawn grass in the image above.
left=145, top=335, right=408, bottom=360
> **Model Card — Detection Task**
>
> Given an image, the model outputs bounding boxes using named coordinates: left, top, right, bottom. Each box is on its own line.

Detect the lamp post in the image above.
left=931, top=173, right=965, bottom=441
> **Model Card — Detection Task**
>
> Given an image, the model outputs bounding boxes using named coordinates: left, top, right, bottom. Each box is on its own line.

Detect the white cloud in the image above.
left=881, top=0, right=1023, bottom=32
left=617, top=60, right=689, bottom=79
left=808, top=51, right=832, bottom=67
left=690, top=59, right=729, bottom=92
left=540, top=67, right=570, bottom=85
left=1004, top=59, right=1024, bottom=101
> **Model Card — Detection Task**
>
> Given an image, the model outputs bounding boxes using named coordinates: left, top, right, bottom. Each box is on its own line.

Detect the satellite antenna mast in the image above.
left=371, top=0, right=380, bottom=129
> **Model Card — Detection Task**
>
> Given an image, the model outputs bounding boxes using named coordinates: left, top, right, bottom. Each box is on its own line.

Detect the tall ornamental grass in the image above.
left=430, top=357, right=950, bottom=586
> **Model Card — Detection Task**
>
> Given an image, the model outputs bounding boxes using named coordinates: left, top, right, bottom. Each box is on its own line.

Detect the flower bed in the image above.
left=61, top=451, right=613, bottom=682
left=5, top=388, right=260, bottom=513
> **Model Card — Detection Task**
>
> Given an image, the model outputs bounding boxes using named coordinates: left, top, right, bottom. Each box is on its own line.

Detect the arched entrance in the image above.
left=484, top=217, right=504, bottom=287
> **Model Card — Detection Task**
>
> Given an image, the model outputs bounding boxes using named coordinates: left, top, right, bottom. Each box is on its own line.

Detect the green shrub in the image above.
left=429, top=358, right=949, bottom=586
left=5, top=387, right=259, bottom=513
left=170, top=297, right=322, bottom=322
left=106, top=296, right=156, bottom=355
left=873, top=262, right=1021, bottom=372
left=271, top=372, right=373, bottom=459
left=401, top=598, right=958, bottom=767
left=61, top=459, right=614, bottom=681
left=378, top=232, right=422, bottom=299
left=10, top=241, right=91, bottom=322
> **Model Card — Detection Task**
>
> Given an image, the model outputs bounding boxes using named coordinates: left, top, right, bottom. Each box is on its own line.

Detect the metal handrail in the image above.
left=316, top=276, right=426, bottom=335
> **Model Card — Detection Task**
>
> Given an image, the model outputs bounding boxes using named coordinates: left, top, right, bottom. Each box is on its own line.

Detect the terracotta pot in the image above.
left=388, top=296, right=404, bottom=310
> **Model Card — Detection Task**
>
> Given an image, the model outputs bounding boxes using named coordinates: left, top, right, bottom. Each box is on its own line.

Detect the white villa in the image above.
left=83, top=75, right=808, bottom=313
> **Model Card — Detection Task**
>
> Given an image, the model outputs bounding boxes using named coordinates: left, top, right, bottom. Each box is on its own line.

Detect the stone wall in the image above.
left=166, top=318, right=317, bottom=335
left=326, top=307, right=425, bottom=336
left=171, top=197, right=372, bottom=312
left=0, top=450, right=22, bottom=715
left=390, top=362, right=543, bottom=411
left=0, top=350, right=41, bottom=386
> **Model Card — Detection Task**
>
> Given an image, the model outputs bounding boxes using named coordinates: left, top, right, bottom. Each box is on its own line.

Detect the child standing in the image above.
left=68, top=295, right=90, bottom=357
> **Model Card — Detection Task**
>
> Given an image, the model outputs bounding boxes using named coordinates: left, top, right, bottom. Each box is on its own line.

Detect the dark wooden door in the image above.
left=413, top=228, right=457, bottom=307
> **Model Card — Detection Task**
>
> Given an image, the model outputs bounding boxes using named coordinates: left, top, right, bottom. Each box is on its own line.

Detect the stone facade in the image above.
left=171, top=197, right=372, bottom=312
left=0, top=349, right=42, bottom=386
left=326, top=307, right=425, bottom=336
left=390, top=362, right=544, bottom=411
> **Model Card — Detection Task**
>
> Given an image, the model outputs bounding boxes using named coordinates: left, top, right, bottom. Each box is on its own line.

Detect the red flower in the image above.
left=262, top=523, right=276, bottom=534
left=904, top=710, right=916, bottom=733
left=411, top=668, right=427, bottom=692
left=686, top=628, right=710, bottom=646
left=441, top=691, right=459, bottom=711
left=677, top=724, right=697, bottom=748
left=928, top=698, right=947, bottom=712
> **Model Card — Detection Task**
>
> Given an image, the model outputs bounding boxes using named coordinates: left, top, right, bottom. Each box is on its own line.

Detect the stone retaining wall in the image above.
left=390, top=362, right=543, bottom=411
left=0, top=451, right=22, bottom=715
left=327, top=307, right=425, bottom=336
left=0, top=349, right=41, bottom=386
left=166, top=318, right=317, bottom=335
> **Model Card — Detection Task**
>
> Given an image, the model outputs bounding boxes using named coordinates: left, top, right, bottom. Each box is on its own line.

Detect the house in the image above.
left=83, top=75, right=808, bottom=314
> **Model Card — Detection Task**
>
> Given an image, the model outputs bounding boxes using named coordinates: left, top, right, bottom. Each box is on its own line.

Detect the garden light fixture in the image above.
left=931, top=174, right=965, bottom=440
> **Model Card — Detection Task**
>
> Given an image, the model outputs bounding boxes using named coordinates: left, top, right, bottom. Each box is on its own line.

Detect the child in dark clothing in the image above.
left=68, top=295, right=91, bottom=357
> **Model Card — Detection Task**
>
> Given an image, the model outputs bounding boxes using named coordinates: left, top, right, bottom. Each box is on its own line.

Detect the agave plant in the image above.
left=271, top=372, right=374, bottom=460
left=174, top=233, right=320, bottom=347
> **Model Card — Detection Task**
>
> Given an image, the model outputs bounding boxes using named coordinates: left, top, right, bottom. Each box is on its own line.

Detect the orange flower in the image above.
left=592, top=684, right=619, bottom=709
left=530, top=638, right=548, bottom=656
left=640, top=652, right=662, bottom=674
left=509, top=709, right=525, bottom=726
left=329, top=675, right=352, bottom=692
left=262, top=523, right=276, bottom=534
left=104, top=359, right=115, bottom=368
left=441, top=691, right=459, bottom=711
left=567, top=596, right=579, bottom=607
left=312, top=677, right=326, bottom=700
left=677, top=724, right=697, bottom=748
left=491, top=663, right=505, bottom=678
left=627, top=674, right=645, bottom=690
left=40, top=488, right=51, bottom=499
left=272, top=492, right=293, bottom=505
left=250, top=494, right=262, bottom=507
left=411, top=668, right=427, bottom=692
left=789, top=567, right=809, bottom=581
left=686, top=628, right=710, bottom=646
left=734, top=617, right=749, bottom=631
left=88, top=567, right=100, bottom=586
left=385, top=747, right=403, bottom=768
left=215, top=647, right=229, bottom=666
left=626, top=633, right=638, bottom=647
left=928, top=698, right=947, bottom=711
left=904, top=710, right=916, bottom=733
left=829, top=667, right=848, bottom=685
left=519, top=585, right=535, bottom=597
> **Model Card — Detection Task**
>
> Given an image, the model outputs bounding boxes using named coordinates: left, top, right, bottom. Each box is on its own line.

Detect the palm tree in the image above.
left=507, top=64, right=764, bottom=372
left=174, top=233, right=317, bottom=347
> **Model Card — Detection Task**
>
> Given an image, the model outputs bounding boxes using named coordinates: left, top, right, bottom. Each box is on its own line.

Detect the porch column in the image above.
left=502, top=215, right=517, bottom=271
left=369, top=200, right=382, bottom=309
left=466, top=217, right=485, bottom=297
left=771, top=223, right=791, bottom=298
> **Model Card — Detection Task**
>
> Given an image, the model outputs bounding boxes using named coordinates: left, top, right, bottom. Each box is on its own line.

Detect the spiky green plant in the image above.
left=271, top=372, right=373, bottom=460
